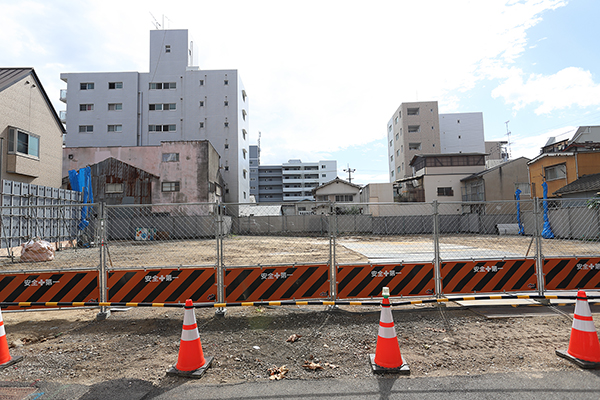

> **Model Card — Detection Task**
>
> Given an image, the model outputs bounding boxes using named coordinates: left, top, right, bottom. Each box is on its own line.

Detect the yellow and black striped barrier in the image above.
left=1, top=293, right=599, bottom=310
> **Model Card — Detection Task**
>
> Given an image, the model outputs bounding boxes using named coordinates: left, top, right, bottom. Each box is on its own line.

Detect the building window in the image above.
left=149, top=82, right=176, bottom=90
left=224, top=166, right=229, bottom=171
left=407, top=108, right=419, bottom=116
left=394, top=116, right=398, bottom=125
left=224, top=143, right=229, bottom=149
left=149, top=124, right=176, bottom=132
left=396, top=150, right=400, bottom=157
left=242, top=90, right=247, bottom=101
left=79, top=104, right=94, bottom=111
left=243, top=149, right=247, bottom=159
left=199, top=122, right=204, bottom=128
left=396, top=133, right=399, bottom=140
left=165, top=45, right=171, bottom=53
left=243, top=191, right=247, bottom=199
left=242, top=109, right=247, bottom=121
left=199, top=79, right=204, bottom=86
left=545, top=164, right=566, bottom=181
left=7, top=127, right=39, bottom=158
left=224, top=122, right=229, bottom=127
left=107, top=125, right=122, bottom=132
left=391, top=170, right=394, bottom=178
left=388, top=125, right=392, bottom=133
left=408, top=125, right=420, bottom=133
left=437, top=187, right=454, bottom=196
left=162, top=153, right=180, bottom=162
left=108, top=82, right=123, bottom=89
left=162, top=181, right=180, bottom=192
left=243, top=170, right=247, bottom=179
left=242, top=129, right=247, bottom=140
left=409, top=142, right=421, bottom=150
left=79, top=125, right=93, bottom=133
left=389, top=140, right=393, bottom=147
left=335, top=195, right=353, bottom=202
left=397, top=166, right=401, bottom=173
left=108, top=103, right=122, bottom=111
left=149, top=103, right=176, bottom=111
left=80, top=82, right=94, bottom=90
left=224, top=80, right=229, bottom=85
left=322, top=174, right=326, bottom=177
left=199, top=100, right=204, bottom=107
left=390, top=155, right=393, bottom=162
left=105, top=183, right=124, bottom=193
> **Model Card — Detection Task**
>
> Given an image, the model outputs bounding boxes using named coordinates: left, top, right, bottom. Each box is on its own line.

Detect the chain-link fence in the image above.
left=1, top=199, right=599, bottom=298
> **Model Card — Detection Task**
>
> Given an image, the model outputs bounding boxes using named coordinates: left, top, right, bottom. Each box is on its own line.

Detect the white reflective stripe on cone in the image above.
left=573, top=318, right=597, bottom=333
left=380, top=308, right=394, bottom=324
left=0, top=325, right=5, bottom=337
left=575, top=301, right=593, bottom=318
left=0, top=311, right=3, bottom=323
left=378, top=325, right=397, bottom=339
left=181, top=328, right=200, bottom=341
left=183, top=309, right=196, bottom=326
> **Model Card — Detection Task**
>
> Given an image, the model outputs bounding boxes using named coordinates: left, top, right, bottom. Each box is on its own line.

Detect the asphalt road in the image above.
left=10, top=370, right=600, bottom=400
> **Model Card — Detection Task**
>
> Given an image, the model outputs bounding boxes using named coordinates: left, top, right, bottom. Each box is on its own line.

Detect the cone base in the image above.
left=167, top=356, right=213, bottom=379
left=556, top=350, right=600, bottom=369
left=369, top=354, right=410, bottom=375
left=0, top=355, right=23, bottom=371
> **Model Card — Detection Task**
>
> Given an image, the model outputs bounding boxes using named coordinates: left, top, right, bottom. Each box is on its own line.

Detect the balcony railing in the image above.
left=59, top=111, right=67, bottom=123
left=59, top=89, right=67, bottom=103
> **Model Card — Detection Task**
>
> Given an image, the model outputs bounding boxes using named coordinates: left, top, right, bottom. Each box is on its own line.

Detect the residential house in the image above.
left=461, top=157, right=531, bottom=202
left=553, top=172, right=600, bottom=200
left=64, top=140, right=223, bottom=204
left=312, top=177, right=362, bottom=214
left=395, top=153, right=486, bottom=204
left=0, top=68, right=65, bottom=188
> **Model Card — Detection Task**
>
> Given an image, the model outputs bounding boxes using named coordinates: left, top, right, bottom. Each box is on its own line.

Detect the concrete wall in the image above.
left=0, top=73, right=64, bottom=188
left=482, top=157, right=530, bottom=201
left=439, top=112, right=485, bottom=154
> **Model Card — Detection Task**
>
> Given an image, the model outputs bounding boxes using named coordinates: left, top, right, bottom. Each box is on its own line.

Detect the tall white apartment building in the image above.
left=60, top=29, right=250, bottom=203
left=387, top=101, right=486, bottom=182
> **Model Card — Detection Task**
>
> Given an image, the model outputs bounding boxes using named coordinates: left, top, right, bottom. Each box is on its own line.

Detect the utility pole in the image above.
left=505, top=120, right=512, bottom=160
left=343, top=164, right=356, bottom=183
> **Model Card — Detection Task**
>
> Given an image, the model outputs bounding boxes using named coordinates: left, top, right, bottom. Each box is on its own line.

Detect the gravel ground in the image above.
left=0, top=301, right=586, bottom=388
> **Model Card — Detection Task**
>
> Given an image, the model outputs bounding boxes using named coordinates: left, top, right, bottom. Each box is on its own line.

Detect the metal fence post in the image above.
left=97, top=201, right=110, bottom=320
left=534, top=198, right=545, bottom=295
left=329, top=201, right=337, bottom=301
left=215, top=203, right=226, bottom=316
left=432, top=200, right=442, bottom=297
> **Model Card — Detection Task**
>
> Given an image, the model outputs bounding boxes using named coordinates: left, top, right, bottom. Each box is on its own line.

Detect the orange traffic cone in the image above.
left=167, top=299, right=213, bottom=378
left=369, top=287, right=409, bottom=374
left=556, top=290, right=600, bottom=369
left=0, top=307, right=23, bottom=370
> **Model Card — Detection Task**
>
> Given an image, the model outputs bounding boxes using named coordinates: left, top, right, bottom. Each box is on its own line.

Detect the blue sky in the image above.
left=3, top=0, right=599, bottom=184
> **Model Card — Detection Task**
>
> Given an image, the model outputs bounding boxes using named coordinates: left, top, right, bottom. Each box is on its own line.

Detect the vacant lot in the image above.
left=1, top=234, right=598, bottom=272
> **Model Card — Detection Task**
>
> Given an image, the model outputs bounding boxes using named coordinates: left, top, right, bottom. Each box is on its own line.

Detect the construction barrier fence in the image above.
left=0, top=198, right=599, bottom=306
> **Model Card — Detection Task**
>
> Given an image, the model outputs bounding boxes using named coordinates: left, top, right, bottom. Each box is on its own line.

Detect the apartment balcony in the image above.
left=283, top=194, right=313, bottom=202
left=282, top=177, right=302, bottom=183
left=259, top=178, right=282, bottom=184
left=59, top=111, right=67, bottom=123
left=59, top=89, right=67, bottom=103
left=258, top=187, right=282, bottom=194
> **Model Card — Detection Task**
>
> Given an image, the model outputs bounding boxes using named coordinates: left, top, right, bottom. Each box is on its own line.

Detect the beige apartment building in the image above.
left=387, top=101, right=440, bottom=181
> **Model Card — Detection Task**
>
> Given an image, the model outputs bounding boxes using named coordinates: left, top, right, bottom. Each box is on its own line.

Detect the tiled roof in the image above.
left=554, top=173, right=600, bottom=195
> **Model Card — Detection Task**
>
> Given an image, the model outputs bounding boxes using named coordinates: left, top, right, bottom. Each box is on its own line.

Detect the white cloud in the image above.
left=492, top=67, right=600, bottom=114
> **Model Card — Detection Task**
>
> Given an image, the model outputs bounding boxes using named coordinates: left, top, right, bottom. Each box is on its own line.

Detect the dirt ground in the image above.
left=1, top=234, right=598, bottom=272
left=0, top=301, right=587, bottom=387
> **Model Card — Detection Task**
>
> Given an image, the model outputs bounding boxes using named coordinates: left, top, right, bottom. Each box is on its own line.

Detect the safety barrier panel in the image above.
left=107, top=268, right=217, bottom=303
left=0, top=270, right=99, bottom=310
left=337, top=263, right=435, bottom=298
left=224, top=264, right=329, bottom=302
left=441, top=259, right=537, bottom=294
left=543, top=257, right=600, bottom=291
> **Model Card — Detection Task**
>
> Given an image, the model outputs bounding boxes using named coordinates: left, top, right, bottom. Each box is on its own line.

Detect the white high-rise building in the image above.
left=60, top=29, right=250, bottom=203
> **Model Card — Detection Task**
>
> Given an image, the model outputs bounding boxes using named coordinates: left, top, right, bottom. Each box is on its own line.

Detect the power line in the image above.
left=343, top=164, right=356, bottom=183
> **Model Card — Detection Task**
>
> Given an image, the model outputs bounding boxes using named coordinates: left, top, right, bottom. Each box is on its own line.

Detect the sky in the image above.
left=3, top=0, right=600, bottom=185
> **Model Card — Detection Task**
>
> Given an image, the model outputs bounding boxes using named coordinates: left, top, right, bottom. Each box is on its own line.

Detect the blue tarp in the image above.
left=515, top=188, right=525, bottom=235
left=541, top=181, right=555, bottom=239
left=68, top=166, right=93, bottom=230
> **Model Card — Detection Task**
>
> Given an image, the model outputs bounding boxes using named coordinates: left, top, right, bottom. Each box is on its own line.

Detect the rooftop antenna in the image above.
left=505, top=120, right=512, bottom=160
left=149, top=12, right=161, bottom=29
left=343, top=164, right=356, bottom=183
